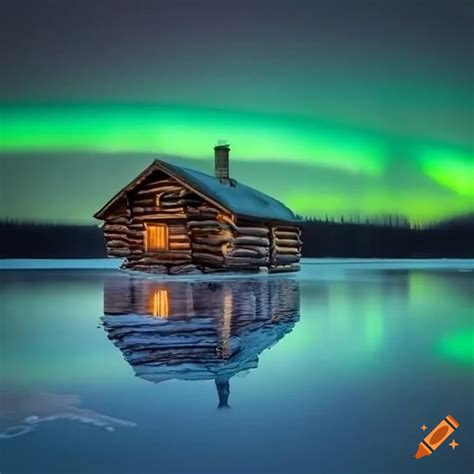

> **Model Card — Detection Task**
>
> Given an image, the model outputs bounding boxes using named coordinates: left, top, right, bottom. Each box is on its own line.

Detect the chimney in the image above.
left=214, top=142, right=230, bottom=185
left=215, top=376, right=231, bottom=409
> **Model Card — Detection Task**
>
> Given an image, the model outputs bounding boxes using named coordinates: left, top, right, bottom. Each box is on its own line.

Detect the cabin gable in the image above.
left=100, top=169, right=236, bottom=274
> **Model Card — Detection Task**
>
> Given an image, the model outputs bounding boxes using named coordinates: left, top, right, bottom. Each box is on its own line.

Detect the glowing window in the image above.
left=151, top=289, right=169, bottom=318
left=145, top=223, right=168, bottom=251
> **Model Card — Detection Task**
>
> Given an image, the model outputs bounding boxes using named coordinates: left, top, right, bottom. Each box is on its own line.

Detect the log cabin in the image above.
left=94, top=144, right=302, bottom=274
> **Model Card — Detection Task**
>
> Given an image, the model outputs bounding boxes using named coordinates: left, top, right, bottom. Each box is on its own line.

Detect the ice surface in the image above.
left=1, top=258, right=472, bottom=273
left=0, top=390, right=136, bottom=439
left=0, top=259, right=122, bottom=270
left=1, top=259, right=473, bottom=473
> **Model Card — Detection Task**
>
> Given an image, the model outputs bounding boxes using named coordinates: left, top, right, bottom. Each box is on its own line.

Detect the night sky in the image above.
left=1, top=0, right=472, bottom=223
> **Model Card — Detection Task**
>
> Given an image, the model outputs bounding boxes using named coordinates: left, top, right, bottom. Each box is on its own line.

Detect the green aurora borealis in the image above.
left=0, top=1, right=472, bottom=224
left=1, top=103, right=473, bottom=223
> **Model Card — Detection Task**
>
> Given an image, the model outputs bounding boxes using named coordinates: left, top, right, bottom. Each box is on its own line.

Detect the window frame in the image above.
left=144, top=222, right=169, bottom=252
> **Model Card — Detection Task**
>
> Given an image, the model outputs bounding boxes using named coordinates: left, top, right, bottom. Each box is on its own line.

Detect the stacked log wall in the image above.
left=118, top=173, right=234, bottom=274
left=269, top=225, right=302, bottom=273
left=186, top=203, right=233, bottom=272
left=123, top=176, right=194, bottom=273
left=103, top=198, right=131, bottom=257
left=224, top=218, right=271, bottom=270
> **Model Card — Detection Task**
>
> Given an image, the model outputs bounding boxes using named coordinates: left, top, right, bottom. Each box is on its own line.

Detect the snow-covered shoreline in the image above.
left=0, top=258, right=472, bottom=271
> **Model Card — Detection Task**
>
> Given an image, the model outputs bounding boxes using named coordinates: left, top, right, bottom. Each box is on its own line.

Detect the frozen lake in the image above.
left=1, top=260, right=473, bottom=473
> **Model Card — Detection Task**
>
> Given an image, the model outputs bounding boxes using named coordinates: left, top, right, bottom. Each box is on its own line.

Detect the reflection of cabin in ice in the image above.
left=103, top=276, right=300, bottom=407
left=94, top=144, right=302, bottom=274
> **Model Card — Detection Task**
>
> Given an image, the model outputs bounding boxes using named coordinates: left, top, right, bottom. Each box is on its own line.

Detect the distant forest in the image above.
left=1, top=215, right=473, bottom=259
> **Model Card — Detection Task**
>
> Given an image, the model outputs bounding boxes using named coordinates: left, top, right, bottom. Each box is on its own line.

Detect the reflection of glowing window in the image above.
left=145, top=223, right=168, bottom=251
left=152, top=289, right=169, bottom=318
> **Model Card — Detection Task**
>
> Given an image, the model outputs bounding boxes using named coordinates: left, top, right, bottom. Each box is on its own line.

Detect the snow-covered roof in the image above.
left=94, top=159, right=299, bottom=223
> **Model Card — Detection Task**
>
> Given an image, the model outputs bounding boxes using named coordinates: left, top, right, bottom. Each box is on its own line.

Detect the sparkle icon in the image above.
left=421, top=424, right=427, bottom=431
left=448, top=439, right=459, bottom=450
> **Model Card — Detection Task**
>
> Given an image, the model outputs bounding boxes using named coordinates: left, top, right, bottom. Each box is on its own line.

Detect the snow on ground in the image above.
left=0, top=258, right=472, bottom=274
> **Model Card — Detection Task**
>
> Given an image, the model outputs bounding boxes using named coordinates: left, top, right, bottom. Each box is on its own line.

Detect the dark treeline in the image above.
left=0, top=221, right=107, bottom=258
left=1, top=215, right=473, bottom=259
left=300, top=217, right=474, bottom=258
